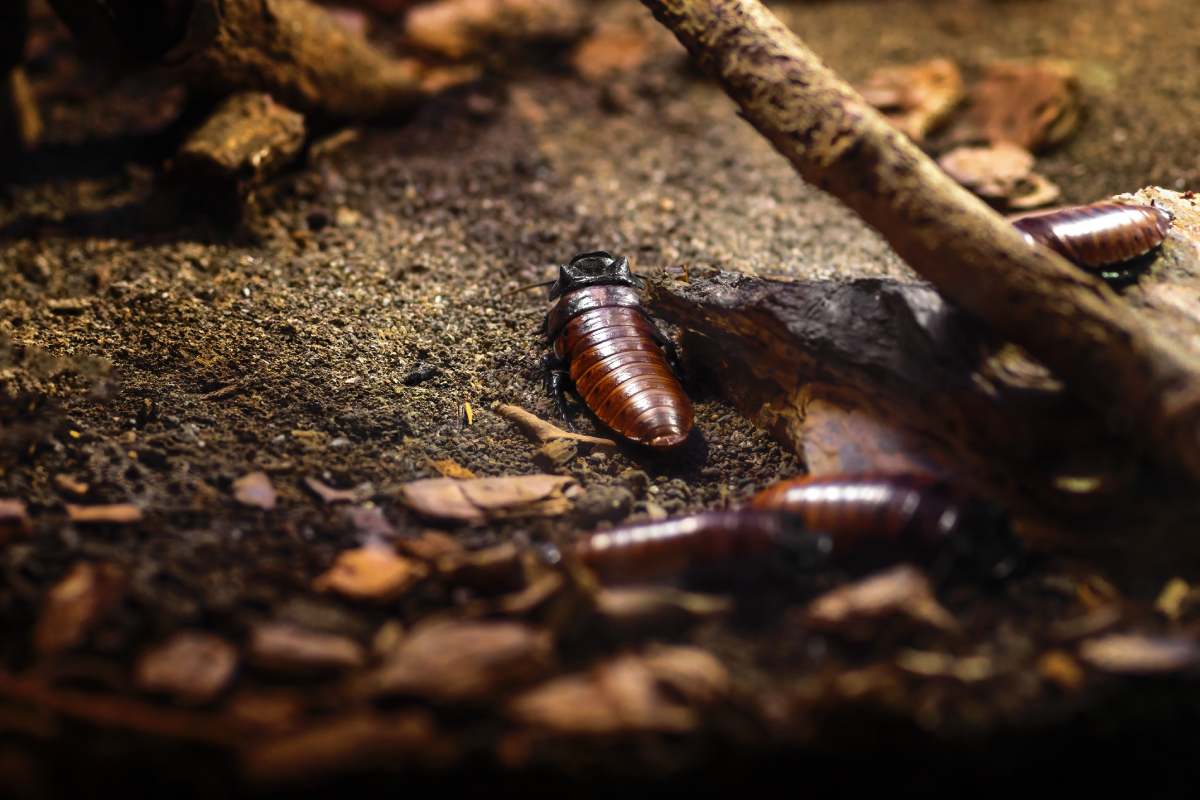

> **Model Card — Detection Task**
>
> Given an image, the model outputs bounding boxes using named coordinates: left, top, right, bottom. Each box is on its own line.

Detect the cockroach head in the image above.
left=548, top=251, right=641, bottom=299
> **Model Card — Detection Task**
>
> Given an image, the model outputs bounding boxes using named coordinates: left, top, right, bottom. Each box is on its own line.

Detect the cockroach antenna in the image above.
left=502, top=278, right=556, bottom=297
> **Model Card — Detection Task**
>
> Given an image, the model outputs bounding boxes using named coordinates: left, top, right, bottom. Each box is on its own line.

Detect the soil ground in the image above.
left=3, top=0, right=1200, bottom=795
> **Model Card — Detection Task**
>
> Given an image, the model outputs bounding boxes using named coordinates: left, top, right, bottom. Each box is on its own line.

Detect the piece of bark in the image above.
left=638, top=0, right=1200, bottom=482
left=171, top=92, right=306, bottom=211
left=364, top=619, right=554, bottom=702
left=963, top=59, right=1081, bottom=153
left=34, top=562, right=126, bottom=656
left=135, top=632, right=238, bottom=704
left=857, top=58, right=963, bottom=142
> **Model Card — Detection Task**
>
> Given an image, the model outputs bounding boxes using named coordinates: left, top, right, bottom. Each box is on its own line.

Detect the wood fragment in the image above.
left=135, top=632, right=239, bottom=704
left=303, top=476, right=360, bottom=504
left=1079, top=633, right=1200, bottom=675
left=806, top=565, right=958, bottom=636
left=638, top=0, right=1200, bottom=482
left=34, top=562, right=127, bottom=656
left=404, top=0, right=589, bottom=60
left=233, top=471, right=277, bottom=510
left=53, top=474, right=89, bottom=496
left=493, top=403, right=618, bottom=447
left=0, top=69, right=42, bottom=156
left=399, top=474, right=580, bottom=524
left=170, top=91, right=306, bottom=211
left=65, top=503, right=143, bottom=524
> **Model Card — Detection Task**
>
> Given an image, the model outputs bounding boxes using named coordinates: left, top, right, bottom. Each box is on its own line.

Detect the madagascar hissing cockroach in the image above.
left=542, top=251, right=693, bottom=448
left=1010, top=202, right=1173, bottom=270
left=751, top=473, right=1019, bottom=576
left=570, top=509, right=827, bottom=583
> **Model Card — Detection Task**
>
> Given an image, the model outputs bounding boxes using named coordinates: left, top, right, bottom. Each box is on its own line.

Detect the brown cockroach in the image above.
left=1010, top=201, right=1172, bottom=270
left=542, top=251, right=693, bottom=448
left=562, top=475, right=1018, bottom=583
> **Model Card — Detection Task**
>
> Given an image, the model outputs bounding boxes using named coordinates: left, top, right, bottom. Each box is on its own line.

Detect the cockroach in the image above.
left=562, top=475, right=1020, bottom=584
left=571, top=509, right=825, bottom=583
left=1010, top=202, right=1173, bottom=270
left=542, top=251, right=693, bottom=448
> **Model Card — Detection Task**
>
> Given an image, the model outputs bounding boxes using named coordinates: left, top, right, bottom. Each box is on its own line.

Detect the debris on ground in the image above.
left=858, top=58, right=964, bottom=142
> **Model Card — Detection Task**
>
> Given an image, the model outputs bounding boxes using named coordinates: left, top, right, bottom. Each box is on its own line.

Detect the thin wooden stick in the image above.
left=640, top=0, right=1200, bottom=480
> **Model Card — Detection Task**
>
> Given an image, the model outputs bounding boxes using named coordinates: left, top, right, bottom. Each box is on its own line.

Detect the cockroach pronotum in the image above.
left=541, top=251, right=693, bottom=448
left=560, top=475, right=1020, bottom=583
left=1010, top=201, right=1173, bottom=271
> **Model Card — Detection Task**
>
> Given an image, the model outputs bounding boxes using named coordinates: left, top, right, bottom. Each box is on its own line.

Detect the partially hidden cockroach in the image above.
left=750, top=474, right=1008, bottom=552
left=542, top=251, right=693, bottom=448
left=567, top=475, right=1018, bottom=583
left=1010, top=201, right=1173, bottom=270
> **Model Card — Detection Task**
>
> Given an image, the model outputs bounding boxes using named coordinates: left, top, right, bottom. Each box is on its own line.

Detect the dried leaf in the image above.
left=508, top=654, right=698, bottom=734
left=405, top=0, right=588, bottom=60
left=135, top=632, right=238, bottom=704
left=1079, top=633, right=1200, bottom=675
left=314, top=546, right=427, bottom=602
left=399, top=475, right=579, bottom=523
left=939, top=143, right=1059, bottom=209
left=428, top=458, right=477, bottom=479
left=858, top=58, right=964, bottom=141
left=0, top=499, right=32, bottom=543
left=234, top=471, right=277, bottom=510
left=965, top=59, right=1080, bottom=152
left=65, top=503, right=142, bottom=524
left=34, top=562, right=126, bottom=656
left=571, top=25, right=651, bottom=82
left=493, top=403, right=618, bottom=447
left=366, top=620, right=553, bottom=702
left=303, top=476, right=360, bottom=504
left=806, top=565, right=958, bottom=635
left=248, top=622, right=367, bottom=675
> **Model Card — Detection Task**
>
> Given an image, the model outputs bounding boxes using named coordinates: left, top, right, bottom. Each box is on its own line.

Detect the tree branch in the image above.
left=640, top=0, right=1200, bottom=480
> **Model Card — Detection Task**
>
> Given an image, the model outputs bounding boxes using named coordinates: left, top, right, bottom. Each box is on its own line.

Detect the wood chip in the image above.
left=313, top=546, right=427, bottom=602
left=395, top=530, right=464, bottom=562
left=507, top=654, right=699, bottom=734
left=366, top=619, right=553, bottom=702
left=233, top=471, right=277, bottom=510
left=53, top=474, right=89, bottom=496
left=858, top=58, right=964, bottom=141
left=0, top=499, right=32, bottom=543
left=595, top=587, right=731, bottom=636
left=493, top=403, right=618, bottom=447
left=135, top=632, right=238, bottom=704
left=65, top=503, right=142, bottom=524
left=964, top=59, right=1080, bottom=152
left=1079, top=633, right=1200, bottom=675
left=34, top=562, right=126, bottom=656
left=640, top=645, right=730, bottom=706
left=399, top=474, right=580, bottom=524
left=248, top=622, right=367, bottom=675
left=806, top=565, right=958, bottom=635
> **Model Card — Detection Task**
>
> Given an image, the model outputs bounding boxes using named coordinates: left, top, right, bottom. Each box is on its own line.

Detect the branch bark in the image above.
left=640, top=0, right=1200, bottom=480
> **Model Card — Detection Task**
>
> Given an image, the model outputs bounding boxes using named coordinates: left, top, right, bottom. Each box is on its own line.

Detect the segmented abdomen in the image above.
left=1011, top=202, right=1172, bottom=269
left=574, top=509, right=795, bottom=582
left=553, top=290, right=692, bottom=448
left=751, top=474, right=966, bottom=549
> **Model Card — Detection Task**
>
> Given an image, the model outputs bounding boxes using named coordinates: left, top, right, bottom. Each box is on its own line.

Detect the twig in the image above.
left=640, top=0, right=1200, bottom=480
left=492, top=403, right=618, bottom=447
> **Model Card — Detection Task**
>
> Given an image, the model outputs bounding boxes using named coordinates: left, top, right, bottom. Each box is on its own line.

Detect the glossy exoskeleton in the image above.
left=543, top=251, right=693, bottom=448
left=1011, top=202, right=1172, bottom=273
